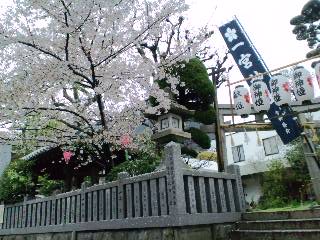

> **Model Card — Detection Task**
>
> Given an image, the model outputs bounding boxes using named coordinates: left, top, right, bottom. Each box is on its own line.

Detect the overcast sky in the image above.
left=186, top=0, right=320, bottom=103
left=0, top=0, right=316, bottom=103
left=187, top=0, right=310, bottom=67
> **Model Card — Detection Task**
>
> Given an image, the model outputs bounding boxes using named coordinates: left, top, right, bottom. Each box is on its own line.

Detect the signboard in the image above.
left=0, top=205, right=4, bottom=224
left=219, top=18, right=302, bottom=144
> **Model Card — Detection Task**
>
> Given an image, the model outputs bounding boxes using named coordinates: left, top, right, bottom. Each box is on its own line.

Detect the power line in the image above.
left=227, top=54, right=320, bottom=86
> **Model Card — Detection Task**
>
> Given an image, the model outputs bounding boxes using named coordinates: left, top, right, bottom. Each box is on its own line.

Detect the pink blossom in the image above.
left=120, top=134, right=132, bottom=147
left=63, top=151, right=73, bottom=164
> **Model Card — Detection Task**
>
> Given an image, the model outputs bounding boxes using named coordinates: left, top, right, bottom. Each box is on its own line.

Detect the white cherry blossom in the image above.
left=224, top=27, right=238, bottom=42
left=0, top=0, right=214, bottom=166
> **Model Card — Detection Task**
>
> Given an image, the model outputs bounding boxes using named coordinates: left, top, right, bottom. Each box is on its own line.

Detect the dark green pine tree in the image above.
left=290, top=0, right=320, bottom=58
left=158, top=58, right=215, bottom=156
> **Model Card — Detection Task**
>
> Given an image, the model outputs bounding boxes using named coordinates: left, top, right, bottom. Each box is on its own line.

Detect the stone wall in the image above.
left=0, top=223, right=235, bottom=240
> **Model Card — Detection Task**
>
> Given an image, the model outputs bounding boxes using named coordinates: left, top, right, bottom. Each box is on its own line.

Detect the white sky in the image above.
left=186, top=0, right=318, bottom=104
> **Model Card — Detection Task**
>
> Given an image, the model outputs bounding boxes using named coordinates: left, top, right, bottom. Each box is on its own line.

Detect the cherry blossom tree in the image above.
left=0, top=0, right=213, bottom=174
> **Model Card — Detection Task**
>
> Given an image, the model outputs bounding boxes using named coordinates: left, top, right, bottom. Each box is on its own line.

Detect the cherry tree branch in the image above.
left=94, top=13, right=171, bottom=67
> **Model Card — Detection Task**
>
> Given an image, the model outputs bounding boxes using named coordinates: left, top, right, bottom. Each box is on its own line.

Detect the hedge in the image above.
left=194, top=106, right=215, bottom=125
left=181, top=146, right=198, bottom=158
left=189, top=127, right=211, bottom=149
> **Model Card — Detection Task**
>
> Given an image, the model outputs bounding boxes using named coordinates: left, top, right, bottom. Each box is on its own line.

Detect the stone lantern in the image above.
left=150, top=101, right=194, bottom=145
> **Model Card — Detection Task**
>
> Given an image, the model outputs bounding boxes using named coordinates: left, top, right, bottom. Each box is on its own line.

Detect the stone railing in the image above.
left=0, top=142, right=245, bottom=235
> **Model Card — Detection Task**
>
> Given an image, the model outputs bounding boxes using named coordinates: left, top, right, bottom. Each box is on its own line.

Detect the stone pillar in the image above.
left=227, top=164, right=246, bottom=212
left=164, top=142, right=187, bottom=215
left=301, top=140, right=320, bottom=202
left=80, top=182, right=89, bottom=222
left=219, top=126, right=229, bottom=171
left=117, top=172, right=130, bottom=180
left=299, top=114, right=320, bottom=202
left=117, top=172, right=129, bottom=218
left=0, top=201, right=4, bottom=227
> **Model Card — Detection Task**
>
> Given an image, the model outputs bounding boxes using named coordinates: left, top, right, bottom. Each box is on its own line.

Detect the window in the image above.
left=172, top=117, right=180, bottom=128
left=232, top=145, right=245, bottom=163
left=263, top=136, right=279, bottom=156
left=161, top=118, right=169, bottom=130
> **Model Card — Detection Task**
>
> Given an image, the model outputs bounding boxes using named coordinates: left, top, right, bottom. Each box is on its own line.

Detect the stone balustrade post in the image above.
left=227, top=164, right=246, bottom=212
left=117, top=172, right=129, bottom=218
left=80, top=182, right=89, bottom=222
left=164, top=142, right=187, bottom=216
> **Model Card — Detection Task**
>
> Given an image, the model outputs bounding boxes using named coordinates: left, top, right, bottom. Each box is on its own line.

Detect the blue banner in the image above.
left=219, top=18, right=302, bottom=144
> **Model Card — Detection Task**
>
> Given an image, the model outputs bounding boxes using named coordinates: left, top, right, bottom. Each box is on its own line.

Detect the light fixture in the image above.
left=233, top=85, right=251, bottom=118
left=270, top=73, right=291, bottom=106
left=250, top=79, right=271, bottom=113
left=293, top=66, right=314, bottom=104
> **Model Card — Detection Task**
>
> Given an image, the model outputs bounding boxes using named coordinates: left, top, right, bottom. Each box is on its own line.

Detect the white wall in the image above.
left=0, top=145, right=12, bottom=176
left=310, top=110, right=320, bottom=121
left=242, top=175, right=263, bottom=204
left=225, top=130, right=289, bottom=176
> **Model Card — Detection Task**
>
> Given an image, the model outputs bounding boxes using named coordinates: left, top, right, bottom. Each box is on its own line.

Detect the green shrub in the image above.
left=285, top=140, right=310, bottom=184
left=158, top=58, right=214, bottom=110
left=106, top=156, right=160, bottom=181
left=257, top=138, right=320, bottom=210
left=37, top=174, right=64, bottom=196
left=258, top=160, right=289, bottom=209
left=0, top=159, right=35, bottom=203
left=197, top=151, right=217, bottom=161
left=106, top=134, right=161, bottom=181
left=175, top=58, right=214, bottom=110
left=189, top=128, right=211, bottom=149
left=258, top=196, right=288, bottom=210
left=181, top=146, right=198, bottom=158
left=194, top=106, right=215, bottom=125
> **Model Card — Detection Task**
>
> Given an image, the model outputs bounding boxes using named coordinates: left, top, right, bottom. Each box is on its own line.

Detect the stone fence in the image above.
left=0, top=142, right=245, bottom=236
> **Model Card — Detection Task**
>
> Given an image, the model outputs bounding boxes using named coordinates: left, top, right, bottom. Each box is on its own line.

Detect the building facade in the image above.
left=225, top=130, right=289, bottom=204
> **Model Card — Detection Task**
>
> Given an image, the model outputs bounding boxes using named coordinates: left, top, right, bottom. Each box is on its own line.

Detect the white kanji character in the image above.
left=282, top=122, right=288, bottom=128
left=279, top=117, right=283, bottom=121
left=248, top=71, right=260, bottom=85
left=224, top=28, right=238, bottom=42
left=249, top=71, right=260, bottom=79
left=231, top=42, right=244, bottom=51
left=238, top=54, right=253, bottom=69
left=285, top=128, right=291, bottom=134
left=275, top=111, right=280, bottom=116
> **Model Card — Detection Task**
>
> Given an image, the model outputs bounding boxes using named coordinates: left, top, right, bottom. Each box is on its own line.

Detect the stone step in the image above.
left=231, top=229, right=320, bottom=240
left=237, top=218, right=320, bottom=230
left=242, top=208, right=320, bottom=221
